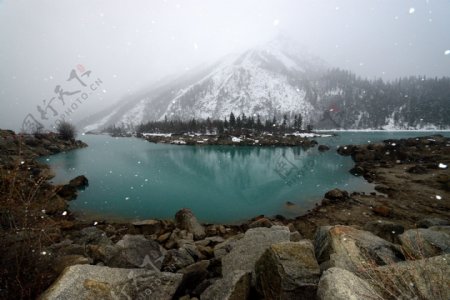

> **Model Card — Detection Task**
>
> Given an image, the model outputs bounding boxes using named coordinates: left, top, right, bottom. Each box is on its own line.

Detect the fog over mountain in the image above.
left=80, top=36, right=450, bottom=131
left=0, top=0, right=450, bottom=130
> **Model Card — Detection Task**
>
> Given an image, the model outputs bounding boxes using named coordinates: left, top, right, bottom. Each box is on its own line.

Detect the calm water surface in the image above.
left=42, top=131, right=450, bottom=223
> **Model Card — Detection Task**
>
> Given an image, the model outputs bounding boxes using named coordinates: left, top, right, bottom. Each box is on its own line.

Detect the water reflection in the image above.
left=42, top=135, right=378, bottom=223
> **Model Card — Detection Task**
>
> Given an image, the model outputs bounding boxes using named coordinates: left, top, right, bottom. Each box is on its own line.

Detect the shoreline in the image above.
left=2, top=129, right=450, bottom=298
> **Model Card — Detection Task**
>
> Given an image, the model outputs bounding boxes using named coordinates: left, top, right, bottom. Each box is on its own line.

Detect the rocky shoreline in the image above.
left=1, top=130, right=449, bottom=299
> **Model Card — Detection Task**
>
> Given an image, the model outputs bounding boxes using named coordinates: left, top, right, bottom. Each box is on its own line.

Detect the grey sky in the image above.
left=1, top=0, right=449, bottom=130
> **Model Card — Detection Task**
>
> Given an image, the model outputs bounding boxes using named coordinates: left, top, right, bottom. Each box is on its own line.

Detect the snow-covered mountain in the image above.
left=80, top=37, right=330, bottom=131
left=80, top=37, right=450, bottom=131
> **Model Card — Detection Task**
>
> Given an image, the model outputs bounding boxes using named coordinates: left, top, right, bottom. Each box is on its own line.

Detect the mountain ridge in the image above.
left=79, top=38, right=450, bottom=132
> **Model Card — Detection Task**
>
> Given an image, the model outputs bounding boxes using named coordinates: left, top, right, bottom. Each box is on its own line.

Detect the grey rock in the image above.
left=176, top=260, right=211, bottom=298
left=364, top=220, right=404, bottom=243
left=108, top=234, right=167, bottom=270
left=76, top=227, right=110, bottom=246
left=175, top=209, right=206, bottom=240
left=162, top=248, right=195, bottom=272
left=200, top=271, right=251, bottom=300
left=221, top=226, right=290, bottom=281
left=168, top=229, right=194, bottom=249
left=52, top=255, right=91, bottom=274
left=290, top=231, right=302, bottom=242
left=248, top=217, right=273, bottom=229
left=314, top=225, right=404, bottom=273
left=213, top=234, right=244, bottom=259
left=39, top=265, right=182, bottom=300
left=417, top=218, right=450, bottom=228
left=204, top=236, right=225, bottom=244
left=429, top=225, right=450, bottom=235
left=399, top=228, right=450, bottom=259
left=317, top=267, right=378, bottom=300
left=255, top=241, right=321, bottom=300
left=132, top=219, right=162, bottom=235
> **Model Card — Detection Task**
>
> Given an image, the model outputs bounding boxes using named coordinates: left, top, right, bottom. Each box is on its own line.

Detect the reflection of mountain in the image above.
left=165, top=147, right=280, bottom=196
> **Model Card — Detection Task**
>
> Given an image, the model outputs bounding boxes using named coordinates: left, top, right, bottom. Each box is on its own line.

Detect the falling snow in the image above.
left=409, top=8, right=415, bottom=14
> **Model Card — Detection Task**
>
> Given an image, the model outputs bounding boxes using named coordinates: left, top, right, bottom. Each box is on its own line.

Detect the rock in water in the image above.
left=69, top=175, right=89, bottom=188
left=318, top=145, right=330, bottom=152
left=317, top=267, right=378, bottom=300
left=175, top=208, right=206, bottom=240
left=255, top=241, right=321, bottom=300
left=39, top=265, right=182, bottom=300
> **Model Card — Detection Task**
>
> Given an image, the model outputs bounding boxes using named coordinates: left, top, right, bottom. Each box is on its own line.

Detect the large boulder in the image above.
left=200, top=271, right=251, bottom=300
left=39, top=265, right=183, bottom=300
left=317, top=267, right=378, bottom=300
left=255, top=241, right=321, bottom=300
left=399, top=228, right=450, bottom=259
left=108, top=235, right=167, bottom=270
left=314, top=225, right=404, bottom=272
left=175, top=208, right=206, bottom=240
left=221, top=226, right=291, bottom=281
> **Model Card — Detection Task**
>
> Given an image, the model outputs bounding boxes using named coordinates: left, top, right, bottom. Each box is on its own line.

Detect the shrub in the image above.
left=56, top=121, right=77, bottom=141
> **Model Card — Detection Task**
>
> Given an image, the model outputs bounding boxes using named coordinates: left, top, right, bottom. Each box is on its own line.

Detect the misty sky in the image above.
left=0, top=0, right=449, bottom=130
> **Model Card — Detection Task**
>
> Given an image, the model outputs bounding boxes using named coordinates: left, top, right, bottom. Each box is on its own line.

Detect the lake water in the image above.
left=42, top=131, right=450, bottom=223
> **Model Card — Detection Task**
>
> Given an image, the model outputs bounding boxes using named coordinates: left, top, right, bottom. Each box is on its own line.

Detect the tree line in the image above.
left=105, top=113, right=310, bottom=136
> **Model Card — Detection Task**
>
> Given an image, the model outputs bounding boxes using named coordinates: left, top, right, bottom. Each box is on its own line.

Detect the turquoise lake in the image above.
left=43, top=131, right=450, bottom=223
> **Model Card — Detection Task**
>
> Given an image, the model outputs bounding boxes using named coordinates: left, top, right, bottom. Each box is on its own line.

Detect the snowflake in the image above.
left=438, top=163, right=448, bottom=169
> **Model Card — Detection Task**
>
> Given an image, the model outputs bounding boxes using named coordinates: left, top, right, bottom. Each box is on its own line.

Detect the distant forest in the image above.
left=316, top=69, right=450, bottom=129
left=104, top=112, right=310, bottom=136
left=103, top=69, right=450, bottom=134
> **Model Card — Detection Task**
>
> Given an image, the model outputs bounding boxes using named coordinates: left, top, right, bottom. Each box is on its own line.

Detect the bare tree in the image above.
left=56, top=121, right=77, bottom=141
